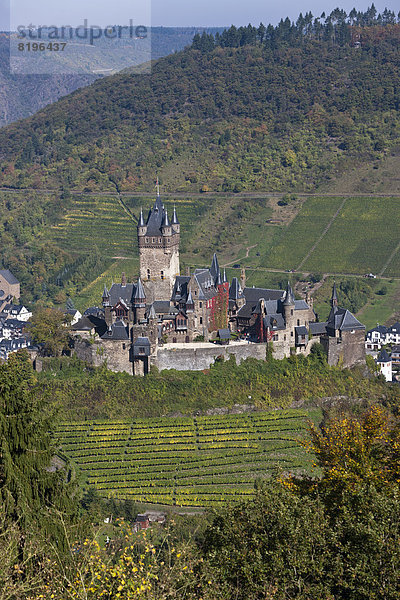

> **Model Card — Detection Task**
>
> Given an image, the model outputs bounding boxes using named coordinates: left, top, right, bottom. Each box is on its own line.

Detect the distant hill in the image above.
left=0, top=27, right=223, bottom=127
left=0, top=14, right=399, bottom=313
left=0, top=22, right=399, bottom=193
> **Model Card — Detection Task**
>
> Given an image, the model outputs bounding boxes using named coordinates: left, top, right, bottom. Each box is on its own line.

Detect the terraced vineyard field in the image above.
left=57, top=409, right=319, bottom=508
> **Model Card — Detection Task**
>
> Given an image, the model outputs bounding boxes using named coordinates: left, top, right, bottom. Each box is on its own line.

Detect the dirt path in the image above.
left=379, top=239, right=400, bottom=276
left=222, top=244, right=257, bottom=267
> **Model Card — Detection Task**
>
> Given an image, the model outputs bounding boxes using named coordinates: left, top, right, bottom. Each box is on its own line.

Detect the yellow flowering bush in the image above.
left=33, top=521, right=198, bottom=600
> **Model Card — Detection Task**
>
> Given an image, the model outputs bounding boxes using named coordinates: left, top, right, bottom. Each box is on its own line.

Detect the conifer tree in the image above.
left=0, top=351, right=78, bottom=551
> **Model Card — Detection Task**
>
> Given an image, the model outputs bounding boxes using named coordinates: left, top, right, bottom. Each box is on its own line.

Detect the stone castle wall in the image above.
left=322, top=329, right=366, bottom=368
left=74, top=338, right=132, bottom=374
left=153, top=342, right=267, bottom=372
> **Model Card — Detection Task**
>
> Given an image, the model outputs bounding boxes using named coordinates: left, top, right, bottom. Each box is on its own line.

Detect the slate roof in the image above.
left=327, top=307, right=365, bottom=331
left=392, top=345, right=400, bottom=353
left=133, top=278, right=146, bottom=301
left=72, top=315, right=108, bottom=336
left=145, top=196, right=165, bottom=236
left=309, top=321, right=328, bottom=335
left=377, top=349, right=391, bottom=363
left=367, top=324, right=388, bottom=336
left=243, top=287, right=285, bottom=303
left=237, top=288, right=284, bottom=320
left=210, top=253, right=220, bottom=283
left=83, top=306, right=105, bottom=317
left=217, top=328, right=231, bottom=340
left=133, top=337, right=151, bottom=357
left=0, top=269, right=19, bottom=285
left=295, top=326, right=308, bottom=335
left=138, top=208, right=145, bottom=227
left=147, top=304, right=157, bottom=319
left=108, top=283, right=135, bottom=306
left=101, top=320, right=129, bottom=341
left=171, top=206, right=179, bottom=225
left=152, top=300, right=172, bottom=314
left=229, top=277, right=243, bottom=300
left=193, top=269, right=217, bottom=300
left=3, top=319, right=25, bottom=329
left=171, top=276, right=191, bottom=302
left=389, top=322, right=400, bottom=334
left=263, top=314, right=286, bottom=330
left=283, top=282, right=295, bottom=306
left=294, top=300, right=309, bottom=311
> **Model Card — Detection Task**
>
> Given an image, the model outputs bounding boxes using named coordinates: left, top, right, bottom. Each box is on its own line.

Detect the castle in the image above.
left=73, top=194, right=366, bottom=375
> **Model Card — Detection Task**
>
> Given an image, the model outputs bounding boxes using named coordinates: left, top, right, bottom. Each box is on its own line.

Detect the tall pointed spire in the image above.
left=156, top=176, right=160, bottom=197
left=210, top=253, right=220, bottom=284
left=171, top=205, right=179, bottom=225
left=161, top=208, right=170, bottom=228
left=223, top=268, right=227, bottom=283
left=138, top=207, right=145, bottom=227
left=331, top=281, right=338, bottom=308
left=102, top=284, right=110, bottom=305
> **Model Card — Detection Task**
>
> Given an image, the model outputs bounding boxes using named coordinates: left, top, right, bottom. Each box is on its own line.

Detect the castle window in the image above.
left=284, top=335, right=286, bottom=341
left=152, top=237, right=155, bottom=243
left=291, top=331, right=293, bottom=337
left=122, top=343, right=126, bottom=350
left=291, top=309, right=294, bottom=316
left=200, top=317, right=203, bottom=325
left=273, top=334, right=278, bottom=341
left=199, top=301, right=202, bottom=308
left=147, top=269, right=150, bottom=280
left=161, top=271, right=164, bottom=280
left=159, top=238, right=162, bottom=243
left=297, top=319, right=300, bottom=326
left=146, top=238, right=149, bottom=243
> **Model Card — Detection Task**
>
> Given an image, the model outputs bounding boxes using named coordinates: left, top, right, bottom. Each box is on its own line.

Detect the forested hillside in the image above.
left=0, top=27, right=222, bottom=127
left=0, top=10, right=399, bottom=193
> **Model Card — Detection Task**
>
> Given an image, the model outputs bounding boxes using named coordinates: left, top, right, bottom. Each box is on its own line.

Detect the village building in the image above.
left=376, top=349, right=393, bottom=382
left=72, top=195, right=366, bottom=375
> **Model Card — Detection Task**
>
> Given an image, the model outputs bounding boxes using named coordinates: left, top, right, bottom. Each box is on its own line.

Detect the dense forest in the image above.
left=0, top=7, right=399, bottom=194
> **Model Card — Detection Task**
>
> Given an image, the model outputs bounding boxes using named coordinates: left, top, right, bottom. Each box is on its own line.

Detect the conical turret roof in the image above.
left=331, top=282, right=338, bottom=306
left=161, top=209, right=170, bottom=228
left=148, top=304, right=157, bottom=319
left=171, top=206, right=179, bottom=225
left=210, top=253, right=220, bottom=283
left=283, top=281, right=295, bottom=306
left=138, top=208, right=145, bottom=227
left=134, top=277, right=146, bottom=300
left=102, top=284, right=109, bottom=298
left=186, top=288, right=194, bottom=305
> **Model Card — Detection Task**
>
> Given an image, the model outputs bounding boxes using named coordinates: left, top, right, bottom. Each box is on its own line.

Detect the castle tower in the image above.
left=137, top=194, right=180, bottom=303
left=133, top=277, right=146, bottom=323
left=282, top=281, right=295, bottom=333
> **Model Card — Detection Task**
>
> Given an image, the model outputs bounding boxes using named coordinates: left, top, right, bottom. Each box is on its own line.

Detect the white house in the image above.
left=366, top=322, right=400, bottom=350
left=376, top=349, right=392, bottom=382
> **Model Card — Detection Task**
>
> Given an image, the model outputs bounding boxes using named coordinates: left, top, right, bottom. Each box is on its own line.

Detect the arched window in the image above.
left=147, top=269, right=150, bottom=280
